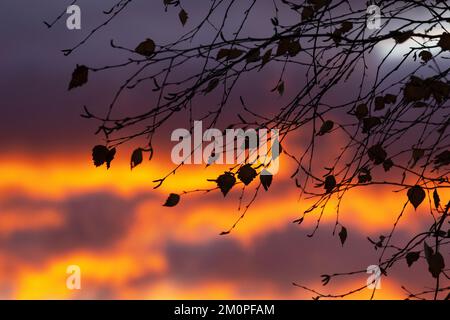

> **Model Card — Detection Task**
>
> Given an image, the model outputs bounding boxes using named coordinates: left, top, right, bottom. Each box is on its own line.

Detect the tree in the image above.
left=46, top=0, right=450, bottom=299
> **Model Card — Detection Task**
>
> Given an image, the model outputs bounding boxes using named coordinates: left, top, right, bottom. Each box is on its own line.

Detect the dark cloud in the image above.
left=164, top=224, right=440, bottom=297
left=0, top=191, right=153, bottom=262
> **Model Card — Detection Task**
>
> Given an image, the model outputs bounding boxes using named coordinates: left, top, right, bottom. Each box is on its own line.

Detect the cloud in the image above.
left=0, top=191, right=152, bottom=263
left=163, top=223, right=439, bottom=297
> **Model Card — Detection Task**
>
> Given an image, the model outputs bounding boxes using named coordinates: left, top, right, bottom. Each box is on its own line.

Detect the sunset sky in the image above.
left=0, top=0, right=448, bottom=299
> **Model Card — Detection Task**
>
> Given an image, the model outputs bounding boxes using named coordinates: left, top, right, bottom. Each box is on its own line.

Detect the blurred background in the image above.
left=0, top=0, right=446, bottom=299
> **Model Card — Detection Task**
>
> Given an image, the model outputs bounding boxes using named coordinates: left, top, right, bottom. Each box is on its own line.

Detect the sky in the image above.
left=0, top=0, right=449, bottom=299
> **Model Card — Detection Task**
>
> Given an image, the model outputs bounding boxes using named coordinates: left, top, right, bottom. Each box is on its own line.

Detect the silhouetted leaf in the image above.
left=260, top=170, right=273, bottom=191
left=246, top=48, right=261, bottom=63
left=261, top=49, right=272, bottom=68
left=277, top=81, right=285, bottom=96
left=130, top=148, right=143, bottom=170
left=92, top=145, right=115, bottom=169
left=433, top=189, right=440, bottom=209
left=204, top=78, right=219, bottom=94
left=317, top=120, right=334, bottom=136
left=92, top=145, right=108, bottom=167
left=216, top=48, right=244, bottom=61
left=217, top=172, right=236, bottom=196
left=288, top=41, right=302, bottom=57
left=69, top=65, right=88, bottom=90
left=163, top=193, right=180, bottom=207
left=302, top=6, right=314, bottom=21
left=407, top=185, right=425, bottom=210
left=324, top=175, right=336, bottom=193
left=362, top=117, right=381, bottom=133
left=403, top=76, right=427, bottom=102
left=311, top=0, right=331, bottom=10
left=358, top=168, right=372, bottom=183
left=434, top=150, right=450, bottom=168
left=403, top=76, right=449, bottom=103
left=424, top=241, right=433, bottom=262
left=339, top=226, right=347, bottom=246
left=383, top=159, right=394, bottom=172
left=406, top=251, right=420, bottom=267
left=424, top=242, right=445, bottom=278
left=331, top=29, right=343, bottom=46
left=105, top=148, right=116, bottom=169
left=355, top=104, right=368, bottom=120
left=340, top=21, right=353, bottom=34
left=384, top=94, right=397, bottom=104
left=237, top=164, right=257, bottom=185
left=374, top=96, right=385, bottom=110
left=217, top=48, right=229, bottom=60
left=419, top=50, right=432, bottom=62
left=438, top=32, right=450, bottom=51
left=368, top=144, right=387, bottom=165
left=135, top=38, right=156, bottom=56
left=227, top=48, right=245, bottom=60
left=412, top=148, right=424, bottom=162
left=390, top=30, right=413, bottom=44
left=179, top=9, right=188, bottom=26
left=276, top=38, right=291, bottom=56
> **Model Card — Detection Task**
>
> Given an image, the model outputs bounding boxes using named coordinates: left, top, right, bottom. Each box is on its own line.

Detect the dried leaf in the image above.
left=362, top=117, right=381, bottom=133
left=390, top=30, right=413, bottom=44
left=217, top=48, right=244, bottom=61
left=179, top=9, right=188, bottom=26
left=406, top=251, right=420, bottom=267
left=324, top=175, right=336, bottom=193
left=204, top=78, right=219, bottom=94
left=135, top=39, right=156, bottom=57
left=237, top=164, right=257, bottom=185
left=317, top=120, right=334, bottom=136
left=358, top=168, right=372, bottom=183
left=92, top=145, right=109, bottom=167
left=69, top=65, right=88, bottom=90
left=433, top=189, right=440, bottom=209
left=355, top=104, right=368, bottom=120
left=301, top=6, right=314, bottom=21
left=288, top=41, right=302, bottom=57
left=260, top=170, right=273, bottom=191
left=383, top=159, right=394, bottom=172
left=384, top=94, right=397, bottom=104
left=277, top=81, right=285, bottom=96
left=407, top=185, right=425, bottom=210
left=339, top=226, right=347, bottom=246
left=424, top=242, right=445, bottom=278
left=246, top=48, right=261, bottom=63
left=368, top=144, right=387, bottom=165
left=92, top=145, right=116, bottom=169
left=419, top=50, right=432, bottom=62
left=217, top=172, right=236, bottom=196
left=276, top=38, right=291, bottom=56
left=434, top=150, right=450, bottom=168
left=340, top=21, right=353, bottom=34
left=438, top=32, right=450, bottom=51
left=130, top=148, right=143, bottom=170
left=163, top=193, right=180, bottom=207
left=261, top=49, right=272, bottom=68
left=374, top=96, right=385, bottom=110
